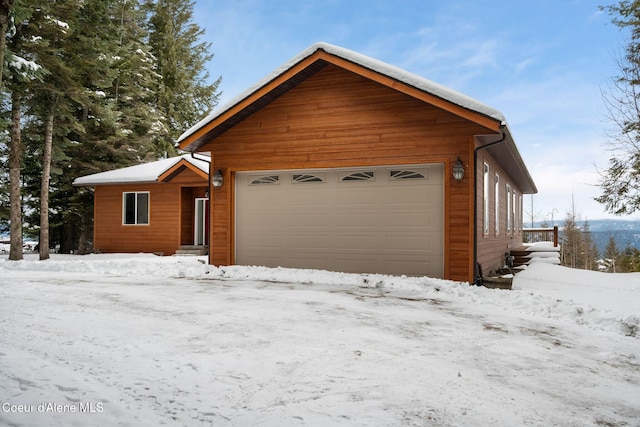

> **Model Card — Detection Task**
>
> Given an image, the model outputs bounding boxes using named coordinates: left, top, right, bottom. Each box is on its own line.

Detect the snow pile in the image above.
left=0, top=254, right=639, bottom=426
left=520, top=241, right=561, bottom=265
left=514, top=262, right=640, bottom=336
left=524, top=242, right=560, bottom=251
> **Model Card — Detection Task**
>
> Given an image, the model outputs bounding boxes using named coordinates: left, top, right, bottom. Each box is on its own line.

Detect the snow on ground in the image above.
left=0, top=254, right=638, bottom=426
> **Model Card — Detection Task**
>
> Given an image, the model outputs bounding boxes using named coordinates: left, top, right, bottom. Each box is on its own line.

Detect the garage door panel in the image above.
left=384, top=212, right=436, bottom=227
left=288, top=234, right=331, bottom=248
left=335, top=213, right=378, bottom=227
left=237, top=234, right=281, bottom=250
left=385, top=259, right=433, bottom=276
left=386, top=234, right=438, bottom=251
left=334, top=235, right=378, bottom=249
left=289, top=214, right=331, bottom=227
left=236, top=164, right=444, bottom=277
left=243, top=213, right=288, bottom=228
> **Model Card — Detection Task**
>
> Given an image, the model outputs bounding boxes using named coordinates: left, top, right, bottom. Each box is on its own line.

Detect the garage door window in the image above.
left=292, top=173, right=326, bottom=183
left=339, top=171, right=375, bottom=182
left=249, top=175, right=280, bottom=185
left=389, top=169, right=428, bottom=180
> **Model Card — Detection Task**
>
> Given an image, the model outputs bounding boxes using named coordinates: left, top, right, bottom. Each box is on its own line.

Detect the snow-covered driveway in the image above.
left=0, top=255, right=639, bottom=426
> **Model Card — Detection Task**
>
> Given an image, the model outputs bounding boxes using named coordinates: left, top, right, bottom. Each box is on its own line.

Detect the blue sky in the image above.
left=192, top=0, right=630, bottom=222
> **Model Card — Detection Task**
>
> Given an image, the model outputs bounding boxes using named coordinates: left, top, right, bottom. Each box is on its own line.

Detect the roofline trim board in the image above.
left=158, top=159, right=209, bottom=183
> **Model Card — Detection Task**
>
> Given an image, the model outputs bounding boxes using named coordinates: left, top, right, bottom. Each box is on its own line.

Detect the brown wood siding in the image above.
left=475, top=150, right=525, bottom=275
left=93, top=183, right=193, bottom=255
left=180, top=186, right=209, bottom=246
left=202, top=65, right=498, bottom=281
left=180, top=187, right=194, bottom=246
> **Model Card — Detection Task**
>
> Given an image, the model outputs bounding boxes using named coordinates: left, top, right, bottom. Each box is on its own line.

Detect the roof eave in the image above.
left=479, top=127, right=537, bottom=194
left=72, top=179, right=159, bottom=187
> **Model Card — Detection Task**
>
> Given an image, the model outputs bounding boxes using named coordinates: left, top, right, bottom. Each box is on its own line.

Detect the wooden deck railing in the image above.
left=522, top=226, right=559, bottom=247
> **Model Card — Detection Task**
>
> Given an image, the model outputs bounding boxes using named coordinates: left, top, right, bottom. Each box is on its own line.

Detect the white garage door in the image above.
left=235, top=164, right=444, bottom=277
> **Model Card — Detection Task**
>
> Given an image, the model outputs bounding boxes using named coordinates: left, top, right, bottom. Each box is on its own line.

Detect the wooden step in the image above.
left=482, top=276, right=512, bottom=290
left=174, top=245, right=209, bottom=256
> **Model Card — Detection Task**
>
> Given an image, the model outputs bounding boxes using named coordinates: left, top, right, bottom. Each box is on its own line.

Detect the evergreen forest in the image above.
left=0, top=0, right=220, bottom=259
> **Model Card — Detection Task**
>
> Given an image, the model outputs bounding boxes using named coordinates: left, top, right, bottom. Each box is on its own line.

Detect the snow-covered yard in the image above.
left=0, top=254, right=639, bottom=426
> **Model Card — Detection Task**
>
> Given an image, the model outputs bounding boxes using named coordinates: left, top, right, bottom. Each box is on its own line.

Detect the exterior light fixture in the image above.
left=453, top=158, right=465, bottom=181
left=212, top=169, right=224, bottom=187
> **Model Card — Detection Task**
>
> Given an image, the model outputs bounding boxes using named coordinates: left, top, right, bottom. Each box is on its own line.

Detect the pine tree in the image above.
left=561, top=211, right=582, bottom=268
left=0, top=0, right=13, bottom=240
left=144, top=0, right=220, bottom=153
left=0, top=0, right=14, bottom=87
left=5, top=0, right=81, bottom=258
left=5, top=1, right=48, bottom=260
left=597, top=2, right=640, bottom=214
left=7, top=88, right=23, bottom=260
left=55, top=0, right=162, bottom=253
left=580, top=220, right=599, bottom=270
left=602, top=235, right=620, bottom=273
left=0, top=126, right=9, bottom=237
left=618, top=243, right=640, bottom=272
left=2, top=0, right=221, bottom=254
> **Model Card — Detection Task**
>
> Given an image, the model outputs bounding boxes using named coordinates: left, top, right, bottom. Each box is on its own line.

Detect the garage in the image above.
left=235, top=164, right=444, bottom=277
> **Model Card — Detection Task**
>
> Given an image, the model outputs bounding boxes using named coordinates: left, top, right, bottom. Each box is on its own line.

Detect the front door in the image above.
left=194, top=198, right=209, bottom=246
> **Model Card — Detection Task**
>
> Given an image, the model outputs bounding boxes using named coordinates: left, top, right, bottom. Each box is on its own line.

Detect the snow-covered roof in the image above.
left=72, top=154, right=209, bottom=186
left=178, top=42, right=506, bottom=144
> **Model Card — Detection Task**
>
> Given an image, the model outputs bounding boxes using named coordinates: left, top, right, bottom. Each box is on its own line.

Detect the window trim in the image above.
left=518, top=193, right=523, bottom=233
left=483, top=163, right=490, bottom=235
left=494, top=174, right=500, bottom=235
left=122, top=191, right=150, bottom=225
left=506, top=184, right=512, bottom=234
left=513, top=190, right=518, bottom=235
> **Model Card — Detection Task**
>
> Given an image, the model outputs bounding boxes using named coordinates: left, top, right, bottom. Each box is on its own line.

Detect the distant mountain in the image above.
left=531, top=219, right=640, bottom=254
left=582, top=219, right=640, bottom=232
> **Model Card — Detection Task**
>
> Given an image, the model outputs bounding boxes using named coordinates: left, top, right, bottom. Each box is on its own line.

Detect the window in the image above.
left=483, top=163, right=489, bottom=235
left=339, top=171, right=375, bottom=182
left=123, top=192, right=149, bottom=225
left=513, top=190, right=518, bottom=234
left=494, top=174, right=500, bottom=235
left=292, top=173, right=326, bottom=183
left=506, top=184, right=512, bottom=233
left=389, top=169, right=427, bottom=180
left=518, top=194, right=523, bottom=233
left=249, top=175, right=279, bottom=185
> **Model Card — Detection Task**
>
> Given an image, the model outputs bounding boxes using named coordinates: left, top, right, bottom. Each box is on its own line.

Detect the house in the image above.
left=73, top=154, right=210, bottom=256
left=177, top=42, right=537, bottom=283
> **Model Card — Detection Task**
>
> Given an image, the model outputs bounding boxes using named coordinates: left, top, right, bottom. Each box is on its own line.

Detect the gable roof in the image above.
left=176, top=42, right=536, bottom=194
left=178, top=43, right=509, bottom=152
left=72, top=154, right=209, bottom=186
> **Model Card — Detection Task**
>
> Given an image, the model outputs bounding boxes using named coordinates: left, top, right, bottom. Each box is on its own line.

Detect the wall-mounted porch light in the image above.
left=212, top=169, right=224, bottom=187
left=452, top=158, right=465, bottom=181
